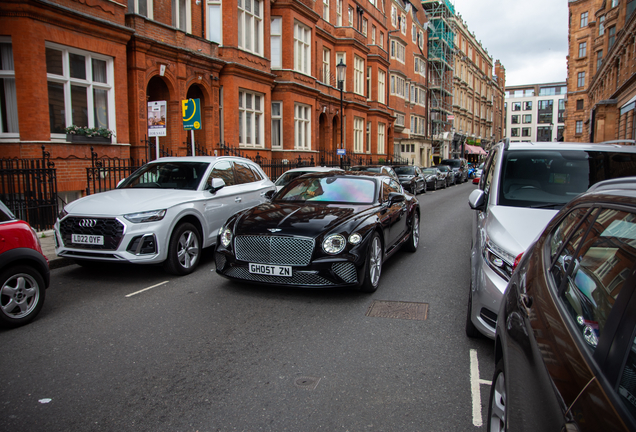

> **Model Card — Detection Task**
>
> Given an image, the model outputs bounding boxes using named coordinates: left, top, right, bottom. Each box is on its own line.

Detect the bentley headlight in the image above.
left=220, top=226, right=233, bottom=248
left=323, top=234, right=346, bottom=254
left=124, top=209, right=166, bottom=223
left=348, top=233, right=362, bottom=245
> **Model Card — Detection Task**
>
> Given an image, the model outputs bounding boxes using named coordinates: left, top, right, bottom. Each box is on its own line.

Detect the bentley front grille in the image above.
left=224, top=266, right=333, bottom=286
left=59, top=217, right=125, bottom=250
left=234, top=235, right=314, bottom=266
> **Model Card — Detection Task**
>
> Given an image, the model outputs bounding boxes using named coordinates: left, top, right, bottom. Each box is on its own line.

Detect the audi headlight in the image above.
left=220, top=226, right=233, bottom=248
left=323, top=234, right=346, bottom=255
left=58, top=208, right=68, bottom=220
left=124, top=209, right=166, bottom=223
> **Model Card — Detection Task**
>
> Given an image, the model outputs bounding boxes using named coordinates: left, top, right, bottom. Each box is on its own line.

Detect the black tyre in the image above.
left=164, top=222, right=202, bottom=275
left=360, top=232, right=383, bottom=293
left=432, top=181, right=436, bottom=191
left=465, top=287, right=481, bottom=338
left=487, top=359, right=507, bottom=432
left=0, top=265, right=46, bottom=328
left=404, top=213, right=419, bottom=252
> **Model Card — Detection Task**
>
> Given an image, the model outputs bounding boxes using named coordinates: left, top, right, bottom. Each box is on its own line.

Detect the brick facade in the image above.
left=566, top=0, right=636, bottom=143
left=3, top=0, right=516, bottom=202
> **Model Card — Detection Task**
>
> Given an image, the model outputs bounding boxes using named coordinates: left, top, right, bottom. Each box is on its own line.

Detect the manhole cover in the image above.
left=365, top=300, right=428, bottom=321
left=294, top=376, right=321, bottom=390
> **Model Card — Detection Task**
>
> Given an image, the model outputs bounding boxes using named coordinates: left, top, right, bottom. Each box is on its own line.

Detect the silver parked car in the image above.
left=54, top=156, right=275, bottom=275
left=466, top=141, right=636, bottom=339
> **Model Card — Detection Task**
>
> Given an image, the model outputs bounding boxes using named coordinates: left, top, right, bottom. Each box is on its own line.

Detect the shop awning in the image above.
left=464, top=145, right=487, bottom=155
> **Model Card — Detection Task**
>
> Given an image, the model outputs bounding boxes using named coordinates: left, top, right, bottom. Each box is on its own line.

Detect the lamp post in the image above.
left=337, top=59, right=347, bottom=157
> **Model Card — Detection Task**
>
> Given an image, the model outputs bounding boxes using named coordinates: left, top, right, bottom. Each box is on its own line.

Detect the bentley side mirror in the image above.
left=264, top=189, right=276, bottom=200
left=388, top=192, right=405, bottom=205
left=207, top=178, right=226, bottom=194
left=468, top=189, right=486, bottom=211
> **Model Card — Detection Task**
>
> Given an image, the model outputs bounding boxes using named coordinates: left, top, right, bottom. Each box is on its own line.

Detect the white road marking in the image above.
left=470, top=349, right=491, bottom=427
left=125, top=281, right=169, bottom=297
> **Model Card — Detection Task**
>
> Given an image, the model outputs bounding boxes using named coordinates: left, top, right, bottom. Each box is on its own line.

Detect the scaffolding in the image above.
left=423, top=0, right=455, bottom=157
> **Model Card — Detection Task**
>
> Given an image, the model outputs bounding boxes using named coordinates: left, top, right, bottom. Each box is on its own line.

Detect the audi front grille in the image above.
left=59, top=217, right=125, bottom=250
left=234, top=235, right=314, bottom=266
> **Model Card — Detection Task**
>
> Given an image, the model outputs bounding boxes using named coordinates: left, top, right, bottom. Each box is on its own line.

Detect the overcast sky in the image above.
left=451, top=0, right=569, bottom=87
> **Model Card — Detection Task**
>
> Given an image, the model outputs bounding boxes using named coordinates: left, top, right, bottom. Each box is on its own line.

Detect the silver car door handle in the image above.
left=235, top=197, right=242, bottom=203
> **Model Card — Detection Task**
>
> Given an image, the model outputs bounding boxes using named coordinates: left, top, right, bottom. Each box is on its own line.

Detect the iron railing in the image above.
left=0, top=146, right=58, bottom=231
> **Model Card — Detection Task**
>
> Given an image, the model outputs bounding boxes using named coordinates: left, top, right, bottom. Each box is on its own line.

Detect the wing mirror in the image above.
left=207, top=178, right=226, bottom=194
left=388, top=192, right=405, bottom=205
left=468, top=189, right=486, bottom=211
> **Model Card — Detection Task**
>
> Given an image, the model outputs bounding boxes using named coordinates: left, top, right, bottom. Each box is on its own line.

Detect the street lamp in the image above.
left=337, top=59, right=347, bottom=153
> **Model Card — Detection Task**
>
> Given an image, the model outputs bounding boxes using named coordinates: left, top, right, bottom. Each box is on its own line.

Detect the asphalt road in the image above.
left=0, top=180, right=495, bottom=432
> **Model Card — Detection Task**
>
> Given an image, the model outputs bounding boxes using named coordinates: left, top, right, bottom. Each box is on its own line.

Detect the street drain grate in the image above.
left=294, top=376, right=321, bottom=390
left=365, top=300, right=429, bottom=321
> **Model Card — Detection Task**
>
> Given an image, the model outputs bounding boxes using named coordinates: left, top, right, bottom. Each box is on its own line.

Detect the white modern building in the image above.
left=504, top=82, right=567, bottom=142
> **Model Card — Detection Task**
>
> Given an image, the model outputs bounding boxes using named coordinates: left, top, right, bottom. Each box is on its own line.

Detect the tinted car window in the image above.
left=394, top=166, right=416, bottom=175
left=556, top=208, right=636, bottom=351
left=481, top=148, right=498, bottom=194
left=499, top=150, right=636, bottom=209
left=234, top=161, right=258, bottom=184
left=209, top=160, right=235, bottom=186
left=618, top=332, right=636, bottom=418
left=120, top=162, right=209, bottom=190
left=441, top=159, right=461, bottom=168
left=381, top=178, right=401, bottom=201
left=550, top=207, right=593, bottom=263
left=249, top=165, right=263, bottom=181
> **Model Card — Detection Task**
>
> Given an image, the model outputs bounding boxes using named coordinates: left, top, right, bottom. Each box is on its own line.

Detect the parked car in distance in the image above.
left=441, top=158, right=469, bottom=183
left=435, top=164, right=456, bottom=187
left=394, top=165, right=426, bottom=194
left=54, top=156, right=275, bottom=275
left=467, top=141, right=636, bottom=339
left=349, top=165, right=400, bottom=182
left=216, top=171, right=420, bottom=292
left=489, top=177, right=636, bottom=432
left=421, top=167, right=446, bottom=191
left=0, top=200, right=50, bottom=327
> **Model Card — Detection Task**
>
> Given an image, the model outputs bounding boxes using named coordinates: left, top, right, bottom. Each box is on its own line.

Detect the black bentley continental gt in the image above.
left=215, top=172, right=420, bottom=292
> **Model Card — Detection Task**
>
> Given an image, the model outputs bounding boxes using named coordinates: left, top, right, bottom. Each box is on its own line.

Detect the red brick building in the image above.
left=565, top=0, right=636, bottom=142
left=1, top=0, right=426, bottom=205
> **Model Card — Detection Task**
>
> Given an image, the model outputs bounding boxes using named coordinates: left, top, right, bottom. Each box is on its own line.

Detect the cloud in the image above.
left=451, top=0, right=568, bottom=86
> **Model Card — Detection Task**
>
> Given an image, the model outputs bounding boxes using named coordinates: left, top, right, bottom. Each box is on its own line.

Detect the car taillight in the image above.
left=512, top=252, right=523, bottom=271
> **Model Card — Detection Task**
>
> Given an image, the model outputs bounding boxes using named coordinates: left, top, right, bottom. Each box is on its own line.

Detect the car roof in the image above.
left=283, top=166, right=344, bottom=173
left=501, top=141, right=636, bottom=153
left=291, top=171, right=389, bottom=180
left=587, top=176, right=636, bottom=194
left=149, top=156, right=255, bottom=164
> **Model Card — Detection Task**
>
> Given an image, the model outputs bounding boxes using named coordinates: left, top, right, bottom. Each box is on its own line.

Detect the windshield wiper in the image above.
left=530, top=203, right=566, bottom=209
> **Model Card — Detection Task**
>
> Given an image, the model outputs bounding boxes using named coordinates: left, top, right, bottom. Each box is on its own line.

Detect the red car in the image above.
left=0, top=201, right=50, bottom=327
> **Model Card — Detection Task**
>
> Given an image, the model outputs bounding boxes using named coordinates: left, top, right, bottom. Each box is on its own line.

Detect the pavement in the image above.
left=38, top=230, right=74, bottom=270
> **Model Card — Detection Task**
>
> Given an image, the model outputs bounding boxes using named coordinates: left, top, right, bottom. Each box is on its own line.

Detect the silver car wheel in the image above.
left=177, top=230, right=199, bottom=269
left=369, top=236, right=382, bottom=286
left=489, top=367, right=506, bottom=432
left=1, top=272, right=40, bottom=319
left=412, top=214, right=420, bottom=248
